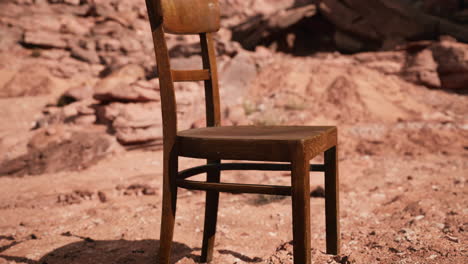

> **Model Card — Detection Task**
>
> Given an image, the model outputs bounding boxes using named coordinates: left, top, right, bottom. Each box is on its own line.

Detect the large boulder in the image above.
left=97, top=102, right=162, bottom=144
left=431, top=40, right=468, bottom=89
left=403, top=48, right=441, bottom=88
left=219, top=51, right=258, bottom=106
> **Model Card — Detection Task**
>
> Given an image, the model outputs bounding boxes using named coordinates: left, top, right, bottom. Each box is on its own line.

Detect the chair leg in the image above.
left=325, top=146, right=340, bottom=255
left=158, top=153, right=179, bottom=264
left=291, top=155, right=311, bottom=264
left=201, top=159, right=221, bottom=263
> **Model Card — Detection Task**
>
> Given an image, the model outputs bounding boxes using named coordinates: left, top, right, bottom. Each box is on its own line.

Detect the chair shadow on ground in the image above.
left=0, top=238, right=193, bottom=264
left=0, top=235, right=264, bottom=264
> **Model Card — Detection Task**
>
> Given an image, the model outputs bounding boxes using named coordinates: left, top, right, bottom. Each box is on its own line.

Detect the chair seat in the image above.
left=177, top=126, right=337, bottom=162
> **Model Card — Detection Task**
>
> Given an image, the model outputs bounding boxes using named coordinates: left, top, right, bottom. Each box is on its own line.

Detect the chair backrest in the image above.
left=158, top=0, right=220, bottom=34
left=145, top=0, right=221, bottom=151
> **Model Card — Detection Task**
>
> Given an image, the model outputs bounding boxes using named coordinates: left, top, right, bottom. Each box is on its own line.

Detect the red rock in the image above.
left=63, top=0, right=81, bottom=5
left=431, top=41, right=468, bottom=89
left=115, top=125, right=162, bottom=144
left=0, top=66, right=52, bottom=98
left=439, top=73, right=468, bottom=90
left=0, top=25, right=22, bottom=52
left=93, top=64, right=146, bottom=101
left=219, top=51, right=257, bottom=106
left=22, top=31, right=67, bottom=49
left=62, top=99, right=96, bottom=117
left=92, top=20, right=123, bottom=36
left=96, top=37, right=121, bottom=52
left=40, top=49, right=70, bottom=60
left=0, top=127, right=113, bottom=176
left=224, top=104, right=248, bottom=125
left=13, top=14, right=62, bottom=33
left=170, top=56, right=203, bottom=70
left=354, top=51, right=405, bottom=75
left=403, top=49, right=441, bottom=88
left=431, top=41, right=468, bottom=74
left=63, top=84, right=94, bottom=101
left=97, top=102, right=162, bottom=144
left=69, top=40, right=100, bottom=64
left=59, top=15, right=92, bottom=35
left=120, top=35, right=142, bottom=53
left=94, top=81, right=159, bottom=102
left=73, top=115, right=97, bottom=125
left=190, top=118, right=206, bottom=129
left=334, top=30, right=365, bottom=53
left=110, top=102, right=161, bottom=129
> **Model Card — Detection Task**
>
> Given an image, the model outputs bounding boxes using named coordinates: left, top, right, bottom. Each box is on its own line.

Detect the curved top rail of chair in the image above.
left=159, top=0, right=221, bottom=34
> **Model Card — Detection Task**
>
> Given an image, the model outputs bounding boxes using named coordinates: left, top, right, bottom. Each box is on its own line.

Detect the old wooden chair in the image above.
left=144, top=0, right=340, bottom=263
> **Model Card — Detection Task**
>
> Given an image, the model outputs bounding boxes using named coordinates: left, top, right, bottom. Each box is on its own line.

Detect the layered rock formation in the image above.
left=0, top=0, right=467, bottom=176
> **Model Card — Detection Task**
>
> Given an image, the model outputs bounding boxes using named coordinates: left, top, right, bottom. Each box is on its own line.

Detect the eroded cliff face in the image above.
left=0, top=1, right=466, bottom=263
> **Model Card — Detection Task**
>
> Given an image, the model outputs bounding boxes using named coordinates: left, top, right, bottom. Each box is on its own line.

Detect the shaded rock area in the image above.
left=0, top=126, right=114, bottom=177
left=232, top=0, right=468, bottom=54
left=430, top=40, right=468, bottom=89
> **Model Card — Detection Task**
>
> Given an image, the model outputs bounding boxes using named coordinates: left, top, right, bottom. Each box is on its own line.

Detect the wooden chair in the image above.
left=144, top=1, right=340, bottom=263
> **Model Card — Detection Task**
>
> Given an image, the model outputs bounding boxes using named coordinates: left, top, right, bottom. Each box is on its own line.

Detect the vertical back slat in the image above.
left=200, top=33, right=221, bottom=127
left=146, top=0, right=221, bottom=135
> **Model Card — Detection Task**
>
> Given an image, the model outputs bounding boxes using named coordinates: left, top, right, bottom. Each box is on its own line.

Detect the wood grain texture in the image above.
left=325, top=146, right=340, bottom=255
left=171, top=69, right=210, bottom=82
left=200, top=33, right=221, bottom=127
left=177, top=179, right=292, bottom=195
left=177, top=126, right=337, bottom=161
left=291, top=147, right=311, bottom=264
left=200, top=31, right=221, bottom=261
left=159, top=0, right=220, bottom=34
left=151, top=27, right=177, bottom=153
left=158, top=150, right=179, bottom=264
left=201, top=159, right=221, bottom=262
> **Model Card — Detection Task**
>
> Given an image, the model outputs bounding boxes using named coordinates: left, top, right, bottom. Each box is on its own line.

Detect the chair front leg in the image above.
left=201, top=159, right=221, bottom=262
left=325, top=146, right=340, bottom=255
left=158, top=152, right=179, bottom=264
left=291, top=153, right=311, bottom=264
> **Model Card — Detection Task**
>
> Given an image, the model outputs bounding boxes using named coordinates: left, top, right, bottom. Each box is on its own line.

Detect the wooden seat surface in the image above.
left=177, top=126, right=337, bottom=161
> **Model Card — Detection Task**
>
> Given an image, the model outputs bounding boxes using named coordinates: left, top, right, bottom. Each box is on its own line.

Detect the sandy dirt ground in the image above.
left=0, top=98, right=466, bottom=264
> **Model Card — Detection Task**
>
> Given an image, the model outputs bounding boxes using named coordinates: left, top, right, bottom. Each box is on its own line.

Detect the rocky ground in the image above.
left=0, top=0, right=467, bottom=263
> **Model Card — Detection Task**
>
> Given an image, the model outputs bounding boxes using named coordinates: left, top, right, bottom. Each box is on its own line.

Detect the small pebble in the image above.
left=414, top=215, right=425, bottom=221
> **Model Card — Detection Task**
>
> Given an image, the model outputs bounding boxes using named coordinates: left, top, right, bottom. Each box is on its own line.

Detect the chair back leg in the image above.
left=201, top=159, right=221, bottom=262
left=325, top=146, right=340, bottom=255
